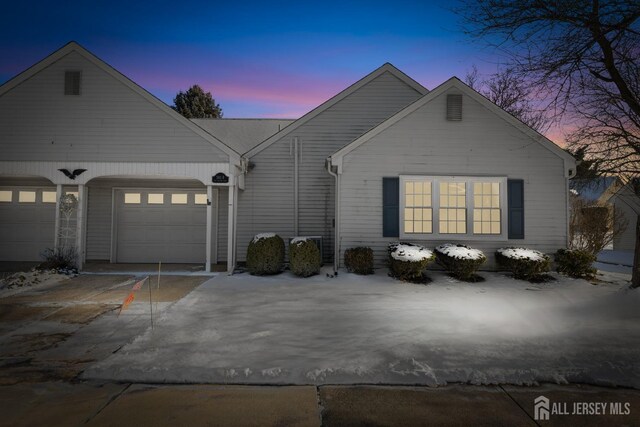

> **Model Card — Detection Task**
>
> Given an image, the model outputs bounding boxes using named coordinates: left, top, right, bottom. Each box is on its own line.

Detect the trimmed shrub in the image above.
left=39, top=247, right=78, bottom=273
left=388, top=242, right=435, bottom=281
left=246, top=233, right=285, bottom=275
left=289, top=238, right=321, bottom=277
left=344, top=247, right=374, bottom=275
left=555, top=248, right=597, bottom=279
left=496, top=247, right=550, bottom=280
left=435, top=243, right=486, bottom=281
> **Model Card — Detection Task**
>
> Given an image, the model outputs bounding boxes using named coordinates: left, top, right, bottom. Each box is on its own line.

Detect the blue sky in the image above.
left=0, top=0, right=507, bottom=118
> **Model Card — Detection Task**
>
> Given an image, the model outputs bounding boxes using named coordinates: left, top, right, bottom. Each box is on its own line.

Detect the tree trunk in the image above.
left=632, top=214, right=640, bottom=288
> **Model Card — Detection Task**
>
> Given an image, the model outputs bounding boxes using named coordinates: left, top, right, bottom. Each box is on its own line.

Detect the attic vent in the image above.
left=446, top=94, right=462, bottom=121
left=64, top=71, right=81, bottom=95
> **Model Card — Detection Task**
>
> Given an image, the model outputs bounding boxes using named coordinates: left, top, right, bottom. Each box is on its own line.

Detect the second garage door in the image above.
left=115, top=189, right=209, bottom=263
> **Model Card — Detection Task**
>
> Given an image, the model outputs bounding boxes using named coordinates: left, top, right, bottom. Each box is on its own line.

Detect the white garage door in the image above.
left=0, top=187, right=56, bottom=261
left=115, top=189, right=209, bottom=263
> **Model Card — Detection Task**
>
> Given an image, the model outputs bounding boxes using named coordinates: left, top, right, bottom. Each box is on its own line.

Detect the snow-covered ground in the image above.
left=84, top=268, right=640, bottom=388
left=595, top=250, right=634, bottom=274
left=0, top=269, right=72, bottom=298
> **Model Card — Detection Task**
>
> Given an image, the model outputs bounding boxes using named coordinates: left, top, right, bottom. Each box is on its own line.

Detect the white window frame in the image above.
left=399, top=175, right=508, bottom=241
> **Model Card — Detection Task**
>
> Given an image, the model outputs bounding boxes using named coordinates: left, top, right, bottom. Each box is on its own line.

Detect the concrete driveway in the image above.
left=0, top=273, right=207, bottom=384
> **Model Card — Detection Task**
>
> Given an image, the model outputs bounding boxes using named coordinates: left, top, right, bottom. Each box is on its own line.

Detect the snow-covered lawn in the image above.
left=595, top=250, right=634, bottom=274
left=84, top=268, right=640, bottom=388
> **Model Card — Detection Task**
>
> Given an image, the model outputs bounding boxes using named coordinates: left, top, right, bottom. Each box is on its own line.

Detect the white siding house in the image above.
left=0, top=42, right=576, bottom=273
left=609, top=183, right=640, bottom=251
left=0, top=42, right=241, bottom=272
left=328, top=78, right=576, bottom=268
left=238, top=64, right=427, bottom=262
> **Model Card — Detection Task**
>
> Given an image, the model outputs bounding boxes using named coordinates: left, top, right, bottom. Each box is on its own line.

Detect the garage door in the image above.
left=0, top=187, right=57, bottom=261
left=115, top=189, right=209, bottom=263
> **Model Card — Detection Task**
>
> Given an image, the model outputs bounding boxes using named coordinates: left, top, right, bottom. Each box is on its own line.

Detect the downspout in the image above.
left=293, top=137, right=299, bottom=236
left=565, top=162, right=575, bottom=248
left=326, top=157, right=339, bottom=274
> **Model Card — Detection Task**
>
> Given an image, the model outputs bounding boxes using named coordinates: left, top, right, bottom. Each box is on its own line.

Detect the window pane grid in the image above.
left=439, top=182, right=466, bottom=234
left=403, top=180, right=432, bottom=234
left=473, top=181, right=501, bottom=234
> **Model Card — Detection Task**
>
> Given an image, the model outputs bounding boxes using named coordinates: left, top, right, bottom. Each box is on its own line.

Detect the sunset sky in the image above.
left=1, top=1, right=520, bottom=122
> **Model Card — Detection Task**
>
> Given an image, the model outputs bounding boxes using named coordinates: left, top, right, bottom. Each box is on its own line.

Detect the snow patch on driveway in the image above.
left=84, top=269, right=640, bottom=388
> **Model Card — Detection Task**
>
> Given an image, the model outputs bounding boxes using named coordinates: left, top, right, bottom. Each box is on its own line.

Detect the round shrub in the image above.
left=388, top=242, right=435, bottom=281
left=246, top=233, right=285, bottom=275
left=289, top=238, right=321, bottom=277
left=435, top=243, right=486, bottom=281
left=555, top=248, right=597, bottom=279
left=344, top=247, right=374, bottom=275
left=496, top=247, right=550, bottom=280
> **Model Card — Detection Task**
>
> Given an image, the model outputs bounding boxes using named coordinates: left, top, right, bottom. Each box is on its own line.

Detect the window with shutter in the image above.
left=382, top=177, right=399, bottom=237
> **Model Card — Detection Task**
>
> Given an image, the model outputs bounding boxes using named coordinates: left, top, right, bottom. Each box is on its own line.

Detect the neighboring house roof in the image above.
left=192, top=118, right=295, bottom=155
left=608, top=181, right=640, bottom=214
left=0, top=41, right=241, bottom=161
left=570, top=177, right=621, bottom=203
left=244, top=63, right=428, bottom=158
left=329, top=77, right=576, bottom=173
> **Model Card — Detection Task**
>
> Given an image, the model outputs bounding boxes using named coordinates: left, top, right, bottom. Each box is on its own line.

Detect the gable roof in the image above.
left=244, top=63, right=428, bottom=158
left=0, top=41, right=241, bottom=161
left=608, top=180, right=640, bottom=213
left=570, top=177, right=621, bottom=203
left=192, top=118, right=295, bottom=154
left=329, top=77, right=576, bottom=173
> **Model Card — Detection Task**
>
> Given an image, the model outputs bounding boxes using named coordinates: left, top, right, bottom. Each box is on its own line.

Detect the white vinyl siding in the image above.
left=339, top=89, right=568, bottom=267
left=237, top=71, right=423, bottom=261
left=0, top=51, right=229, bottom=163
left=612, top=191, right=638, bottom=251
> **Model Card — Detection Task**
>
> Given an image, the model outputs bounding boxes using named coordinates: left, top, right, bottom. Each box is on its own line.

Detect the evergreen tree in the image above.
left=172, top=85, right=222, bottom=118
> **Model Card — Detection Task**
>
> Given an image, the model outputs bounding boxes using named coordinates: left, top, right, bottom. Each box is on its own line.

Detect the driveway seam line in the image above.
left=83, top=382, right=132, bottom=425
left=316, top=385, right=325, bottom=427
left=498, top=385, right=540, bottom=427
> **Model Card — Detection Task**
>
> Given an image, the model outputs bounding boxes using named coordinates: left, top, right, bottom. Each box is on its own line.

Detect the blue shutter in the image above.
left=508, top=179, right=524, bottom=239
left=383, top=177, right=399, bottom=237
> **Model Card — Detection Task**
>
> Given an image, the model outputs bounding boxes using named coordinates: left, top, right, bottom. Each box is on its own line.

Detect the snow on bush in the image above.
left=344, top=247, right=374, bottom=275
left=252, top=232, right=277, bottom=243
left=246, top=233, right=285, bottom=275
left=555, top=248, right=597, bottom=279
left=388, top=243, right=435, bottom=282
left=496, top=247, right=550, bottom=280
left=435, top=244, right=486, bottom=281
left=435, top=243, right=484, bottom=260
left=289, top=238, right=321, bottom=277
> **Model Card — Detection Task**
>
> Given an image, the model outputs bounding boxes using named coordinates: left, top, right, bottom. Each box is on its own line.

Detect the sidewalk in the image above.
left=1, top=382, right=638, bottom=427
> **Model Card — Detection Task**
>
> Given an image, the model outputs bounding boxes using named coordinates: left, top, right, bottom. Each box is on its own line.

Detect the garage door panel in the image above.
left=116, top=189, right=209, bottom=263
left=118, top=209, right=148, bottom=224
left=0, top=188, right=56, bottom=261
